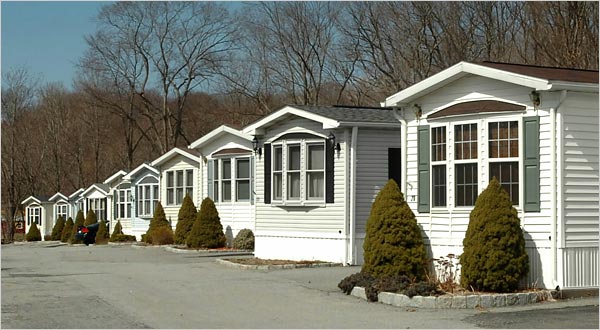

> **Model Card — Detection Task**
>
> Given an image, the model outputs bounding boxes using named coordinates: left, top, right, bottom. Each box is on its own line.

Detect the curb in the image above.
left=350, top=286, right=556, bottom=309
left=107, top=242, right=136, bottom=246
left=216, top=258, right=343, bottom=270
left=163, top=246, right=252, bottom=255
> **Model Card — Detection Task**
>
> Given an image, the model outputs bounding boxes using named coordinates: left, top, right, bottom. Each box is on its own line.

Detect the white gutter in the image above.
left=551, top=90, right=568, bottom=288
left=349, top=126, right=359, bottom=265
left=392, top=107, right=408, bottom=195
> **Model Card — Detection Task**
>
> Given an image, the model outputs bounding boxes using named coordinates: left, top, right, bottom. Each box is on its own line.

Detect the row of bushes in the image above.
left=339, top=178, right=529, bottom=299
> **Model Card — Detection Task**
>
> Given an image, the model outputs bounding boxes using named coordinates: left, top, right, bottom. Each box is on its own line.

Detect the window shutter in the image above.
left=264, top=143, right=271, bottom=204
left=113, top=190, right=118, bottom=219
left=388, top=148, right=402, bottom=187
left=207, top=160, right=214, bottom=200
left=523, top=116, right=540, bottom=212
left=417, top=126, right=430, bottom=213
left=250, top=156, right=255, bottom=205
left=326, top=140, right=335, bottom=203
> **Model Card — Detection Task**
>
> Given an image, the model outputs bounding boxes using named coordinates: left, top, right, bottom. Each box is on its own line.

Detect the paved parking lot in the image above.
left=2, top=243, right=598, bottom=329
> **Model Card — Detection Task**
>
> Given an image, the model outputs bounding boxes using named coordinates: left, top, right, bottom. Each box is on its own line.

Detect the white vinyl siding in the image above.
left=159, top=156, right=199, bottom=227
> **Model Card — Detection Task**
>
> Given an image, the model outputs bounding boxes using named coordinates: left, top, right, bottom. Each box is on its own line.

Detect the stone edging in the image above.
left=216, top=258, right=343, bottom=270
left=350, top=286, right=555, bottom=309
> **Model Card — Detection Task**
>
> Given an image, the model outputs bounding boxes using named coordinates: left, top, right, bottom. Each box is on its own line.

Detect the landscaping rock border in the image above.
left=216, top=258, right=343, bottom=270
left=350, top=286, right=555, bottom=309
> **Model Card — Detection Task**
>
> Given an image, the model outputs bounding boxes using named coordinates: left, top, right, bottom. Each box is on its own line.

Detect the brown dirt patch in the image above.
left=227, top=258, right=326, bottom=265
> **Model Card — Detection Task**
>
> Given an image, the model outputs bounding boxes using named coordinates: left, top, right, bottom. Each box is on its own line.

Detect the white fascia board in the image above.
left=68, top=188, right=84, bottom=199
left=103, top=170, right=127, bottom=185
left=383, top=62, right=552, bottom=106
left=21, top=196, right=41, bottom=205
left=150, top=147, right=201, bottom=167
left=547, top=82, right=599, bottom=93
left=243, top=105, right=340, bottom=135
left=82, top=184, right=109, bottom=197
left=123, top=163, right=159, bottom=180
left=338, top=121, right=402, bottom=128
left=189, top=125, right=252, bottom=149
left=49, top=192, right=68, bottom=202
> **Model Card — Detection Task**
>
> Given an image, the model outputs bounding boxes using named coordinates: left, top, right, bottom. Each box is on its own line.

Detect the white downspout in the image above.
left=551, top=90, right=568, bottom=288
left=344, top=129, right=350, bottom=265
left=349, top=126, right=358, bottom=265
left=392, top=107, right=408, bottom=195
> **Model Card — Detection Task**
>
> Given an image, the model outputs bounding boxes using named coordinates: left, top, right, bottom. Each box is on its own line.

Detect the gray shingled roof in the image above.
left=291, top=105, right=399, bottom=124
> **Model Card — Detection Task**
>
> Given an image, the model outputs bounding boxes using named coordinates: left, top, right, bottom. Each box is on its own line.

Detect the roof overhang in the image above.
left=82, top=184, right=110, bottom=197
left=189, top=125, right=252, bottom=149
left=243, top=105, right=340, bottom=136
left=49, top=192, right=69, bottom=203
left=21, top=196, right=42, bottom=205
left=382, top=61, right=585, bottom=106
left=151, top=147, right=202, bottom=167
left=103, top=170, right=127, bottom=185
left=123, top=163, right=159, bottom=180
left=68, top=188, right=84, bottom=200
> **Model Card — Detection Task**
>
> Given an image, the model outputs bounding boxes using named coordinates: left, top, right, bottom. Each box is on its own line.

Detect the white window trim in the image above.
left=137, top=182, right=159, bottom=218
left=27, top=206, right=41, bottom=226
left=165, top=169, right=194, bottom=206
left=88, top=198, right=107, bottom=220
left=55, top=203, right=69, bottom=221
left=430, top=124, right=449, bottom=209
left=271, top=139, right=326, bottom=206
left=212, top=155, right=253, bottom=205
left=116, top=189, right=132, bottom=219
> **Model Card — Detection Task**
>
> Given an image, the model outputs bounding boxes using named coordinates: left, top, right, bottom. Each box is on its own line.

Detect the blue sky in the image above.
left=1, top=1, right=111, bottom=89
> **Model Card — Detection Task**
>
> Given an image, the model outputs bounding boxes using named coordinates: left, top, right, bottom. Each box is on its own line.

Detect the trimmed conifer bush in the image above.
left=51, top=216, right=66, bottom=241
left=83, top=209, right=98, bottom=226
left=461, top=177, right=529, bottom=293
left=95, top=220, right=109, bottom=244
left=232, top=229, right=255, bottom=250
left=26, top=222, right=42, bottom=241
left=186, top=198, right=226, bottom=249
left=174, top=194, right=197, bottom=245
left=362, top=179, right=428, bottom=280
left=144, top=202, right=173, bottom=245
left=61, top=217, right=74, bottom=243
left=70, top=210, right=85, bottom=244
left=110, top=220, right=124, bottom=242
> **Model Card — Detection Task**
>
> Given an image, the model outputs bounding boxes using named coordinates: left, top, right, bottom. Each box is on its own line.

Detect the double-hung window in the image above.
left=27, top=206, right=41, bottom=226
left=236, top=158, right=251, bottom=201
left=137, top=183, right=159, bottom=217
left=211, top=156, right=252, bottom=203
left=55, top=204, right=68, bottom=221
left=88, top=198, right=106, bottom=220
left=116, top=189, right=131, bottom=218
left=166, top=169, right=194, bottom=205
left=454, top=123, right=478, bottom=207
left=222, top=160, right=232, bottom=202
left=431, top=127, right=447, bottom=207
left=271, top=140, right=326, bottom=203
left=489, top=121, right=519, bottom=205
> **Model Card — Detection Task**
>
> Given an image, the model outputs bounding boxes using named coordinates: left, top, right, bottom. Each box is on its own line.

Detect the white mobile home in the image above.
left=383, top=61, right=598, bottom=289
left=48, top=192, right=70, bottom=224
left=68, top=188, right=84, bottom=220
left=189, top=125, right=256, bottom=246
left=81, top=183, right=110, bottom=224
left=21, top=196, right=53, bottom=239
left=120, top=163, right=160, bottom=240
left=151, top=148, right=202, bottom=228
left=244, top=105, right=402, bottom=264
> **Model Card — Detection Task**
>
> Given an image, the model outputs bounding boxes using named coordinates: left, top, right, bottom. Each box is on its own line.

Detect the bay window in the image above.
left=55, top=204, right=68, bottom=221
left=137, top=183, right=159, bottom=217
left=88, top=198, right=106, bottom=221
left=27, top=206, right=41, bottom=226
left=116, top=189, right=131, bottom=218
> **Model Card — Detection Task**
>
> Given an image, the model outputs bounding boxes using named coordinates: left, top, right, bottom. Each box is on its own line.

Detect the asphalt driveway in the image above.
left=1, top=243, right=598, bottom=328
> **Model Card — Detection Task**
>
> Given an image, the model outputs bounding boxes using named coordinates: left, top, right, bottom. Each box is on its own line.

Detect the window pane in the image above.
left=490, top=162, right=519, bottom=205
left=214, top=184, right=219, bottom=202
left=186, top=170, right=194, bottom=187
left=153, top=185, right=158, bottom=199
left=308, top=144, right=324, bottom=170
left=274, top=146, right=283, bottom=171
left=214, top=161, right=219, bottom=180
left=273, top=173, right=282, bottom=200
left=489, top=121, right=518, bottom=159
left=455, top=163, right=478, bottom=206
left=287, top=173, right=300, bottom=199
left=167, top=172, right=174, bottom=188
left=237, top=159, right=250, bottom=178
left=455, top=124, right=477, bottom=160
left=307, top=172, right=324, bottom=198
left=176, top=188, right=183, bottom=204
left=222, top=160, right=231, bottom=179
left=176, top=171, right=184, bottom=187
left=222, top=181, right=231, bottom=201
left=237, top=180, right=250, bottom=201
left=288, top=145, right=301, bottom=171
left=432, top=165, right=446, bottom=207
left=167, top=189, right=174, bottom=205
left=432, top=127, right=446, bottom=161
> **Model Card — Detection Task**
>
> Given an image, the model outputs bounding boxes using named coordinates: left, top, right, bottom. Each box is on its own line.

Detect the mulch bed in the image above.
left=226, top=257, right=326, bottom=265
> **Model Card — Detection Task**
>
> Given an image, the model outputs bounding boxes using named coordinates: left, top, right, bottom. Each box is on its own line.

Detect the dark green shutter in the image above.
left=264, top=143, right=271, bottom=204
left=207, top=160, right=214, bottom=200
left=388, top=148, right=402, bottom=187
left=250, top=156, right=254, bottom=205
left=113, top=190, right=118, bottom=219
left=417, top=126, right=430, bottom=213
left=325, top=139, right=334, bottom=203
left=523, top=116, right=540, bottom=212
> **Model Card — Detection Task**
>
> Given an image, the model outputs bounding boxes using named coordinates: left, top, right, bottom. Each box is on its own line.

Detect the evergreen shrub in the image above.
left=174, top=194, right=197, bottom=245
left=186, top=198, right=226, bottom=249
left=61, top=217, right=74, bottom=243
left=70, top=210, right=85, bottom=244
left=110, top=220, right=124, bottom=241
left=461, top=177, right=529, bottom=293
left=83, top=209, right=98, bottom=226
left=362, top=179, right=428, bottom=280
left=144, top=202, right=172, bottom=245
left=95, top=220, right=109, bottom=244
left=51, top=216, right=66, bottom=240
left=232, top=229, right=255, bottom=250
left=26, top=222, right=41, bottom=241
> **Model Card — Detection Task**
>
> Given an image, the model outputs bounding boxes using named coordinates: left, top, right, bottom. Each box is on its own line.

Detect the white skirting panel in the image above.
left=562, top=247, right=599, bottom=288
left=255, top=235, right=347, bottom=263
